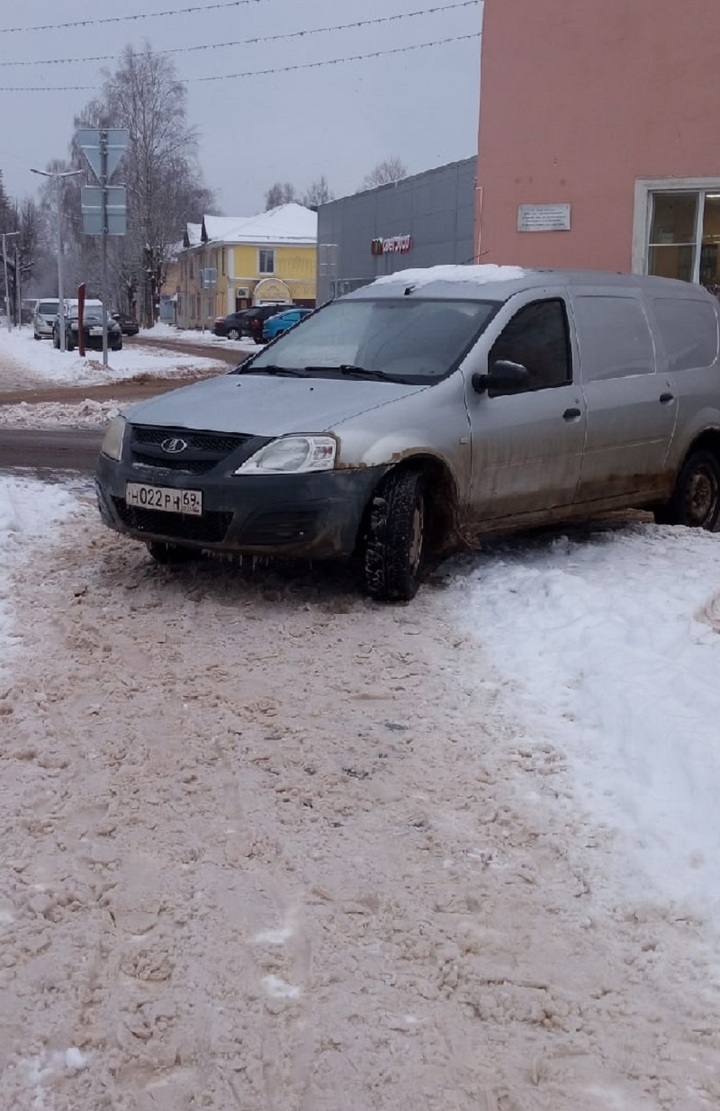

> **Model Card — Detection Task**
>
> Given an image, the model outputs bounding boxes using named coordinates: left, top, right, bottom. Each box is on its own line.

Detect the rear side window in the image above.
left=573, top=295, right=655, bottom=381
left=651, top=297, right=718, bottom=372
left=489, top=299, right=571, bottom=390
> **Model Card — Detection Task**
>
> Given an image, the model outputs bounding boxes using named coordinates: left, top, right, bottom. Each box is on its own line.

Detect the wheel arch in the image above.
left=359, top=453, right=460, bottom=556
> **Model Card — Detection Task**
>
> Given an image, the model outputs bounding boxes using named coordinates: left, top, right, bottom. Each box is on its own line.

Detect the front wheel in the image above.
left=654, top=450, right=720, bottom=530
left=227, top=328, right=240, bottom=340
left=362, top=469, right=426, bottom=602
left=147, top=541, right=196, bottom=564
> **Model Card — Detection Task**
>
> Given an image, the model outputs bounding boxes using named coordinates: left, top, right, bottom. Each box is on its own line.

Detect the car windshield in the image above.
left=38, top=302, right=58, bottom=314
left=244, top=298, right=499, bottom=383
left=84, top=309, right=106, bottom=323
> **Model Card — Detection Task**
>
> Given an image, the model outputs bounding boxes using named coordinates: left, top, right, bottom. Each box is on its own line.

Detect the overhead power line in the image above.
left=0, top=0, right=269, bottom=35
left=0, top=33, right=482, bottom=92
left=0, top=2, right=480, bottom=68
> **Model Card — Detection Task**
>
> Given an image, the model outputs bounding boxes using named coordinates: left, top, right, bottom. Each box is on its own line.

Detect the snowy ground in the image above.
left=0, top=325, right=232, bottom=391
left=1, top=476, right=720, bottom=1109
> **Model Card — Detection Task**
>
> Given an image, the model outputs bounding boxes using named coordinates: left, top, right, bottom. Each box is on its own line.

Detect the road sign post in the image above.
left=77, top=127, right=129, bottom=367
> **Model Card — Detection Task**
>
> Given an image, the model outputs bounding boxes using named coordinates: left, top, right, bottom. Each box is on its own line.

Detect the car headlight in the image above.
left=101, top=416, right=127, bottom=461
left=235, top=435, right=337, bottom=475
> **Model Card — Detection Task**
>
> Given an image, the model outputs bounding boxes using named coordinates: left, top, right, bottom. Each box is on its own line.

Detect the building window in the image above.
left=220, top=248, right=226, bottom=277
left=647, top=189, right=720, bottom=291
left=259, top=249, right=275, bottom=274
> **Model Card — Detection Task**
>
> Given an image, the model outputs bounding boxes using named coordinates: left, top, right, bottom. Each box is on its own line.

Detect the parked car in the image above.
left=95, top=266, right=720, bottom=601
left=33, top=298, right=61, bottom=340
left=112, top=312, right=140, bottom=336
left=241, top=304, right=295, bottom=343
left=54, top=302, right=123, bottom=351
left=214, top=311, right=249, bottom=340
left=262, top=307, right=313, bottom=342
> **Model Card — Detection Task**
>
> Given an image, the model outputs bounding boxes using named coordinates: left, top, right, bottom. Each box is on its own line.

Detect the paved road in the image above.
left=0, top=427, right=102, bottom=473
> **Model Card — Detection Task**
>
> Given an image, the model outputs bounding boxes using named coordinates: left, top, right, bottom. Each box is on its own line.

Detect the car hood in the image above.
left=124, top=371, right=428, bottom=437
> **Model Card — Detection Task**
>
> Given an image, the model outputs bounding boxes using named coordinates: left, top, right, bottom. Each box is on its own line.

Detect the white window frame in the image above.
left=633, top=176, right=720, bottom=282
left=258, top=248, right=275, bottom=275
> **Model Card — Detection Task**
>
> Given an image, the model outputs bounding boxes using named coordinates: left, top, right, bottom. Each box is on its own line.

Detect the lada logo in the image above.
left=160, top=438, right=188, bottom=454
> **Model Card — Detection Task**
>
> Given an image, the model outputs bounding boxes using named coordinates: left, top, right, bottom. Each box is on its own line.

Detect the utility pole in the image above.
left=1, top=231, right=19, bottom=333
left=100, top=129, right=109, bottom=367
left=30, top=167, right=84, bottom=351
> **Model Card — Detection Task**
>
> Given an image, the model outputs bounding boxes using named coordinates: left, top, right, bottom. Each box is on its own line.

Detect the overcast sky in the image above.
left=0, top=0, right=482, bottom=216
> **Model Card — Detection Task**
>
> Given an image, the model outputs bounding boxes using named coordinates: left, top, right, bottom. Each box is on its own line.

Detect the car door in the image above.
left=569, top=290, right=677, bottom=502
left=463, top=294, right=587, bottom=525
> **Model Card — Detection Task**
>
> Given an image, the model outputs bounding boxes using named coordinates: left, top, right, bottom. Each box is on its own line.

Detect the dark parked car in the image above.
left=53, top=305, right=122, bottom=352
left=243, top=304, right=296, bottom=343
left=213, top=311, right=250, bottom=340
left=112, top=312, right=140, bottom=336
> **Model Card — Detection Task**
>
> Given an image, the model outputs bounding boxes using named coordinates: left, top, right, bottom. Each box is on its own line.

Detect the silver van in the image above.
left=95, top=266, right=720, bottom=600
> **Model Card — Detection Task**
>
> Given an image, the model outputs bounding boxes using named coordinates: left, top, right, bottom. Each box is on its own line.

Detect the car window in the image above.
left=573, top=295, right=655, bottom=380
left=489, top=299, right=572, bottom=390
left=651, top=296, right=719, bottom=372
left=248, top=298, right=499, bottom=382
left=37, top=301, right=59, bottom=314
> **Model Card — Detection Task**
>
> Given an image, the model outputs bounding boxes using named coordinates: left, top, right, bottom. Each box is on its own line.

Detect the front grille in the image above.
left=132, top=452, right=217, bottom=476
left=129, top=426, right=253, bottom=474
left=113, top=498, right=232, bottom=543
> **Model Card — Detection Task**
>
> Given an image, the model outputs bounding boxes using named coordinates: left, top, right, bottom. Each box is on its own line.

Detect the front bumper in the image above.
left=95, top=450, right=387, bottom=560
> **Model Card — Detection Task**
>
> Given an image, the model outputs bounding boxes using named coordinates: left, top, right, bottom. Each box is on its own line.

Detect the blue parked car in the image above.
left=262, top=307, right=312, bottom=342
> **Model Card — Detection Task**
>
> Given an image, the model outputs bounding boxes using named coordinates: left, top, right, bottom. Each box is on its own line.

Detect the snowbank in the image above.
left=453, top=521, right=720, bottom=922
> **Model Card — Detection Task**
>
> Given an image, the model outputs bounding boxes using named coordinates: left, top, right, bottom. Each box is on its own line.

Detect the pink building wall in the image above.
left=475, top=0, right=720, bottom=269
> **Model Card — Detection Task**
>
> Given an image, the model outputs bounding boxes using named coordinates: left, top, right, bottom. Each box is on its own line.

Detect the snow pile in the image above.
left=453, top=521, right=720, bottom=921
left=0, top=399, right=122, bottom=428
left=0, top=478, right=77, bottom=675
left=0, top=327, right=226, bottom=387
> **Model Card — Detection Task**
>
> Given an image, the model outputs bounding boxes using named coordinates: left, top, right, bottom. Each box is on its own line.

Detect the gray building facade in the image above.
left=317, top=157, right=476, bottom=304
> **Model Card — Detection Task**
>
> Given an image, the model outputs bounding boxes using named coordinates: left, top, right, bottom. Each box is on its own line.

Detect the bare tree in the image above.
left=302, top=176, right=334, bottom=210
left=359, top=156, right=408, bottom=192
left=264, top=182, right=297, bottom=210
left=69, top=44, right=214, bottom=324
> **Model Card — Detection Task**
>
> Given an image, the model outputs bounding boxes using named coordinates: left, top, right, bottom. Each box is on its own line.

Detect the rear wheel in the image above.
left=227, top=328, right=240, bottom=340
left=362, top=469, right=426, bottom=602
left=147, top=541, right=196, bottom=564
left=654, top=450, right=720, bottom=530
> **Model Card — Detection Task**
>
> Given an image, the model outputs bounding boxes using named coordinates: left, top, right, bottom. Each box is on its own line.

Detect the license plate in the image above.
left=125, top=482, right=203, bottom=516
left=90, top=326, right=103, bottom=336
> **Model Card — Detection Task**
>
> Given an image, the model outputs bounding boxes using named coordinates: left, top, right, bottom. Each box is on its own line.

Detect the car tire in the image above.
left=111, top=341, right=122, bottom=351
left=253, top=335, right=264, bottom=345
left=66, top=338, right=75, bottom=351
left=147, top=541, right=196, bottom=565
left=654, top=449, right=720, bottom=530
left=227, top=328, right=240, bottom=340
left=362, top=469, right=426, bottom=602
left=34, top=332, right=41, bottom=341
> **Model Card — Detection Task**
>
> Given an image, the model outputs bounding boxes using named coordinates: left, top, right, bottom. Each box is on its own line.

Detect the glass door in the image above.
left=647, top=193, right=698, bottom=282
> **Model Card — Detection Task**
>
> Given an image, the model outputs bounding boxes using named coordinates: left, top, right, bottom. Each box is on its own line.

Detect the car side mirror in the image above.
left=472, top=359, right=531, bottom=396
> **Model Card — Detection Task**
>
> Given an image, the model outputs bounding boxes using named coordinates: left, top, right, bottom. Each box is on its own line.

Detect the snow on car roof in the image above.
left=372, top=264, right=527, bottom=288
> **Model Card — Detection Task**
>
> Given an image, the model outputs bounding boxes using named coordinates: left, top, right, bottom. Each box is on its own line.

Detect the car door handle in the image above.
left=659, top=392, right=675, bottom=404
left=562, top=408, right=582, bottom=421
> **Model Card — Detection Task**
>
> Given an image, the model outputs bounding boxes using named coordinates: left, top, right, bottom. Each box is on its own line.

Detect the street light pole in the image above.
left=30, top=167, right=83, bottom=352
left=1, top=231, right=19, bottom=332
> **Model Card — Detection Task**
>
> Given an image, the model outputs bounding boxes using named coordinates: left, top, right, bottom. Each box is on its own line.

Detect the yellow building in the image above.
left=177, top=204, right=317, bottom=329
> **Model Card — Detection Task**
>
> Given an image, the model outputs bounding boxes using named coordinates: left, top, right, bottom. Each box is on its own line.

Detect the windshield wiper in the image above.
left=303, top=364, right=398, bottom=381
left=238, top=363, right=308, bottom=377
